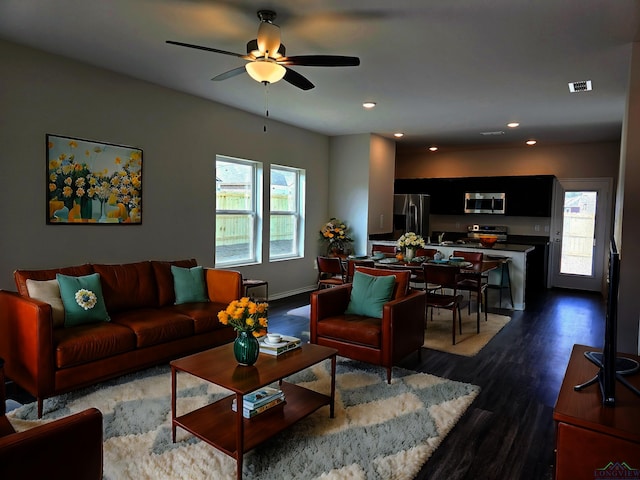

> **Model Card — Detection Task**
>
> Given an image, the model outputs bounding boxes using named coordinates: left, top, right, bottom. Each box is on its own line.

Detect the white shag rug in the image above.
left=8, top=359, right=479, bottom=480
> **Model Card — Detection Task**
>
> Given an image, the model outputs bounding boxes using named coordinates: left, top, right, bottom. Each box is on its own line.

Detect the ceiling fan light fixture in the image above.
left=245, top=61, right=286, bottom=84
left=257, top=19, right=281, bottom=56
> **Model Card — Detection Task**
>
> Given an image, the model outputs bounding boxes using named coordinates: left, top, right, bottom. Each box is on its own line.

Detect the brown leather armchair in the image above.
left=310, top=267, right=425, bottom=383
left=0, top=358, right=104, bottom=480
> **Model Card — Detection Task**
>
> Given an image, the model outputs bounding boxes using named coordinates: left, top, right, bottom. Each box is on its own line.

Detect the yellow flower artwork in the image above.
left=46, top=134, right=143, bottom=224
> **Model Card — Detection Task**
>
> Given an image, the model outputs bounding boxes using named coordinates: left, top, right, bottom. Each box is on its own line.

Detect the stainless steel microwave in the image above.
left=464, top=192, right=506, bottom=214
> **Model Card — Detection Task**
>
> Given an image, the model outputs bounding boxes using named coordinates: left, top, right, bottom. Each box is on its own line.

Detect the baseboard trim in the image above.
left=269, top=285, right=316, bottom=301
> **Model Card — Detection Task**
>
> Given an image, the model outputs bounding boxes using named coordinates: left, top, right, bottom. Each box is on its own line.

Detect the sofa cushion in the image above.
left=110, top=309, right=194, bottom=348
left=171, top=265, right=209, bottom=304
left=57, top=273, right=111, bottom=327
left=93, top=261, right=157, bottom=313
left=54, top=322, right=137, bottom=368
left=25, top=278, right=65, bottom=328
left=14, top=264, right=94, bottom=297
left=151, top=259, right=198, bottom=307
left=345, top=271, right=395, bottom=319
left=168, top=302, right=228, bottom=334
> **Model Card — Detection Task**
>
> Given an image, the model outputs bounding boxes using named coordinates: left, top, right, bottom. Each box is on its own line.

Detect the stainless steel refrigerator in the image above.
left=393, top=194, right=430, bottom=240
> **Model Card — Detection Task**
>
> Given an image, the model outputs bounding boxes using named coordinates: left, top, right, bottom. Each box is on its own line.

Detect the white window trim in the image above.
left=269, top=164, right=305, bottom=261
left=215, top=155, right=263, bottom=267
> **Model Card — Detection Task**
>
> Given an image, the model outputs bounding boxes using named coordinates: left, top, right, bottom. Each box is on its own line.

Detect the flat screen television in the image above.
left=575, top=237, right=639, bottom=406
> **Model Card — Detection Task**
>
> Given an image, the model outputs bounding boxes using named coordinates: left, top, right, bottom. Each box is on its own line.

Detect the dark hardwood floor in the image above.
left=267, top=287, right=607, bottom=480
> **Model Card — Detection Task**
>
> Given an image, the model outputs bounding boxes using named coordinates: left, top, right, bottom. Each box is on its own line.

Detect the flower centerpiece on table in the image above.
left=218, top=297, right=269, bottom=366
left=397, top=232, right=426, bottom=260
left=319, top=217, right=353, bottom=254
left=217, top=297, right=268, bottom=337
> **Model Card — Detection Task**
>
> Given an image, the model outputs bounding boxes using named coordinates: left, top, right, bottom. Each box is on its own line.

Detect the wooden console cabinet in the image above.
left=553, top=344, right=640, bottom=479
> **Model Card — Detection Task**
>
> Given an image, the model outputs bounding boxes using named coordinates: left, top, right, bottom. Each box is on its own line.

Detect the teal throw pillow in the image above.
left=56, top=273, right=111, bottom=327
left=345, top=271, right=396, bottom=319
left=171, top=265, right=209, bottom=304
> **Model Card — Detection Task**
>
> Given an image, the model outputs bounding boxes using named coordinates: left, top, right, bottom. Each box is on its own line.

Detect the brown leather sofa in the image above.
left=310, top=266, right=425, bottom=383
left=0, top=259, right=242, bottom=417
left=0, top=357, right=104, bottom=480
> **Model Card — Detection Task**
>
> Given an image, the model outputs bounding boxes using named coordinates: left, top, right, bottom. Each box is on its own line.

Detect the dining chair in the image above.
left=371, top=244, right=397, bottom=257
left=410, top=248, right=438, bottom=289
left=316, top=256, right=346, bottom=289
left=346, top=259, right=375, bottom=282
left=422, top=263, right=465, bottom=345
left=452, top=250, right=489, bottom=323
left=415, top=248, right=437, bottom=258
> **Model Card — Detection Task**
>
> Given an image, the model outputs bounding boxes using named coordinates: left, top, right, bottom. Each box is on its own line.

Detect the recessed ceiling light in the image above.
left=526, top=140, right=537, bottom=146
left=429, top=146, right=438, bottom=152
left=362, top=102, right=376, bottom=109
left=507, top=122, right=520, bottom=128
left=394, top=132, right=404, bottom=138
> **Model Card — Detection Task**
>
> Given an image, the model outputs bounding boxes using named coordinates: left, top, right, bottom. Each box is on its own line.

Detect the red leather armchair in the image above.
left=0, top=357, right=103, bottom=480
left=310, top=267, right=425, bottom=383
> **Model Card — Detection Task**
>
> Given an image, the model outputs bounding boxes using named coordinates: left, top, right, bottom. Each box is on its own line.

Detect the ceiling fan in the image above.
left=166, top=10, right=360, bottom=91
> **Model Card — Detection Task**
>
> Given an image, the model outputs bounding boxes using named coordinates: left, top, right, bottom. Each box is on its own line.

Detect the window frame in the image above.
left=269, top=164, right=305, bottom=261
left=215, top=155, right=263, bottom=267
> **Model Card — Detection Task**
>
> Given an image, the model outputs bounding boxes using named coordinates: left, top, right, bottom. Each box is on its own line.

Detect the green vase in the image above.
left=233, top=331, right=260, bottom=366
left=80, top=196, right=92, bottom=219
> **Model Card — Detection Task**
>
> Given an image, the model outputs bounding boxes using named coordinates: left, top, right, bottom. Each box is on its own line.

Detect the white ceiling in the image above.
left=1, top=0, right=639, bottom=149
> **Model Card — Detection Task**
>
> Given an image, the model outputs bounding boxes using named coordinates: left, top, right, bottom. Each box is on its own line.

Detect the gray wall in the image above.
left=0, top=39, right=330, bottom=297
left=329, top=134, right=371, bottom=256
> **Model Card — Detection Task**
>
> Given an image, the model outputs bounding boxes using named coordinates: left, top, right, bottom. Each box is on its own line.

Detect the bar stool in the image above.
left=487, top=255, right=513, bottom=308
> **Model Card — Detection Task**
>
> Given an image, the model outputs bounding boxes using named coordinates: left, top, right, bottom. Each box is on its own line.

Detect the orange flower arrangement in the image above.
left=217, top=297, right=268, bottom=337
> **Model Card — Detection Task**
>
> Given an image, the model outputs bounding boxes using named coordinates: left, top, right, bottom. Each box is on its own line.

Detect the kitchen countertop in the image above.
left=426, top=242, right=535, bottom=253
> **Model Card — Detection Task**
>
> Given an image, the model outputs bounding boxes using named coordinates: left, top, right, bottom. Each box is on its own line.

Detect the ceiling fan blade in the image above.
left=212, top=66, right=247, bottom=81
left=279, top=55, right=360, bottom=67
left=166, top=40, right=248, bottom=59
left=283, top=68, right=314, bottom=91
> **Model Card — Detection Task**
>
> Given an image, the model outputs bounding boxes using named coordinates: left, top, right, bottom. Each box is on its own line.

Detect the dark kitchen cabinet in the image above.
left=394, top=178, right=465, bottom=214
left=395, top=175, right=555, bottom=217
left=504, top=175, right=555, bottom=217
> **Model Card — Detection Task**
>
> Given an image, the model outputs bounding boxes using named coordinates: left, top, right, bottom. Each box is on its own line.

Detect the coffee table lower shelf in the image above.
left=173, top=381, right=330, bottom=456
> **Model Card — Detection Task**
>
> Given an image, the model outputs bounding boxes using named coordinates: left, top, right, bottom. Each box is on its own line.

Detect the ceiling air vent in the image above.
left=480, top=131, right=505, bottom=136
left=568, top=80, right=592, bottom=93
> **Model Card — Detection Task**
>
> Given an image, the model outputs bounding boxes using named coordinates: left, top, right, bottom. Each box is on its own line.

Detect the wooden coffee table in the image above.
left=170, top=342, right=338, bottom=480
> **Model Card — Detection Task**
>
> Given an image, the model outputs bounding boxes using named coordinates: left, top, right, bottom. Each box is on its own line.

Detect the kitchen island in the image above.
left=367, top=240, right=534, bottom=310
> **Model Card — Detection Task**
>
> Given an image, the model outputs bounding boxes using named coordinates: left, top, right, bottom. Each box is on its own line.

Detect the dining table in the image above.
left=369, top=257, right=501, bottom=276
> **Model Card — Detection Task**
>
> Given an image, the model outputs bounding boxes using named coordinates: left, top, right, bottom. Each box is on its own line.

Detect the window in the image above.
left=270, top=165, right=305, bottom=260
left=215, top=156, right=262, bottom=266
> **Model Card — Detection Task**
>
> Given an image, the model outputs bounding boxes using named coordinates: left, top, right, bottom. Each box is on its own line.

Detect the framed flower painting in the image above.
left=46, top=134, right=143, bottom=224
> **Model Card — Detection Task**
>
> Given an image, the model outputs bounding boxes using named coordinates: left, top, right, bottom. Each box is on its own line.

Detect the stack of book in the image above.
left=232, top=386, right=285, bottom=418
left=259, top=335, right=302, bottom=356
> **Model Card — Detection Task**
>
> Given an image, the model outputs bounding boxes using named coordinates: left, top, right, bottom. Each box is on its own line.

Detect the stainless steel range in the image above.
left=467, top=224, right=508, bottom=242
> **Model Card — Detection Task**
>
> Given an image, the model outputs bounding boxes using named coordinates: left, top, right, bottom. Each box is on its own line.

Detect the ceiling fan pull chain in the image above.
left=263, top=80, right=270, bottom=133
